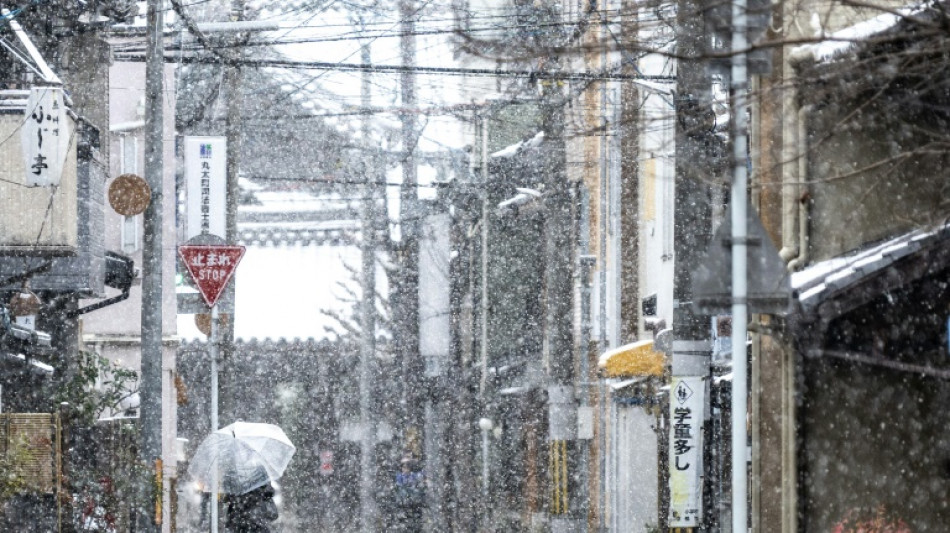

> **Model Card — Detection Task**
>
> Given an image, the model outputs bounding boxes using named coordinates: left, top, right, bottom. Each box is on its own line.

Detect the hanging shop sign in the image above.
left=109, top=173, right=151, bottom=216
left=21, top=87, right=70, bottom=187
left=184, top=136, right=227, bottom=239
left=669, top=375, right=705, bottom=528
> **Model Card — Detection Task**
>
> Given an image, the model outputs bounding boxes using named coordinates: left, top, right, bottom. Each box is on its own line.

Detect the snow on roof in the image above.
left=497, top=187, right=542, bottom=210
left=792, top=221, right=950, bottom=311
left=607, top=377, right=647, bottom=390
left=632, top=79, right=674, bottom=95
left=791, top=3, right=928, bottom=63
left=177, top=243, right=387, bottom=342
left=238, top=176, right=263, bottom=192
left=491, top=132, right=544, bottom=158
left=241, top=190, right=359, bottom=215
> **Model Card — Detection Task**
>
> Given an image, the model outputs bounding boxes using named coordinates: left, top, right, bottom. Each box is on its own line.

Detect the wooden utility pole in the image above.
left=138, top=0, right=164, bottom=531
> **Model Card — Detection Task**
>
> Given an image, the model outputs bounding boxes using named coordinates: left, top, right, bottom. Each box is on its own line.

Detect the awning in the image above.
left=597, top=339, right=665, bottom=378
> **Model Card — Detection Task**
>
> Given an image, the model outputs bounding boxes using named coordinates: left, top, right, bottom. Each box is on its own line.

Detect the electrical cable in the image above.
left=115, top=53, right=676, bottom=81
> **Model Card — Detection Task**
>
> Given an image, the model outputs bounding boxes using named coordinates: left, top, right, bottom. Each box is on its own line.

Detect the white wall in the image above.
left=608, top=402, right=660, bottom=532
left=638, top=40, right=677, bottom=334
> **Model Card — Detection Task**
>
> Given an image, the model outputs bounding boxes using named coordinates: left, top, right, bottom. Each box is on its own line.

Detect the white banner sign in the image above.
left=21, top=87, right=70, bottom=187
left=669, top=375, right=705, bottom=527
left=184, top=136, right=227, bottom=239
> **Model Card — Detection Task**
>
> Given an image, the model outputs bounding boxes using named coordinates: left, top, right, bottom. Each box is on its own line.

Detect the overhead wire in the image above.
left=168, top=0, right=676, bottom=184
left=190, top=0, right=441, bottom=121
left=109, top=8, right=673, bottom=51
left=117, top=52, right=676, bottom=81
left=267, top=4, right=437, bottom=113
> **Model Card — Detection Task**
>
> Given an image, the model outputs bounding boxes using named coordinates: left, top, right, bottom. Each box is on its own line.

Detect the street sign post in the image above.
left=178, top=243, right=244, bottom=533
left=177, top=245, right=245, bottom=307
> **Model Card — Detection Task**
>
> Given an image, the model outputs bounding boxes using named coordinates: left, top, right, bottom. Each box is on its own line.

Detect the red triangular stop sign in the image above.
left=178, top=245, right=246, bottom=307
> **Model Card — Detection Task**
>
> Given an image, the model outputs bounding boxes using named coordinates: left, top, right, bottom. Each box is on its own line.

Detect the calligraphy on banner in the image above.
left=21, top=87, right=71, bottom=187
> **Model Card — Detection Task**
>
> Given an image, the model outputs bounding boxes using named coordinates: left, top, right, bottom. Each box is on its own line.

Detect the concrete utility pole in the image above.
left=358, top=40, right=379, bottom=533
left=541, top=85, right=582, bottom=533
left=225, top=0, right=245, bottom=244
left=397, top=0, right=422, bottom=457
left=670, top=0, right=715, bottom=526
left=220, top=0, right=246, bottom=430
left=138, top=0, right=164, bottom=531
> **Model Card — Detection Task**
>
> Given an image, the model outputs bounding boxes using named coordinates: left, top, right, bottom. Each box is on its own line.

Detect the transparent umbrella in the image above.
left=187, top=421, right=296, bottom=495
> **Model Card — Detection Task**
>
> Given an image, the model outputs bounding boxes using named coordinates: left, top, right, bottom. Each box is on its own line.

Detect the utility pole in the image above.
left=396, top=0, right=422, bottom=458
left=358, top=40, right=379, bottom=533
left=670, top=0, right=716, bottom=527
left=138, top=0, right=163, bottom=531
left=541, top=84, right=582, bottom=533
left=220, top=0, right=246, bottom=430
left=225, top=0, right=245, bottom=245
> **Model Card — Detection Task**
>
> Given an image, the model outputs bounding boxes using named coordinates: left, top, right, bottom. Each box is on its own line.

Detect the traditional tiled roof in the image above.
left=792, top=221, right=950, bottom=319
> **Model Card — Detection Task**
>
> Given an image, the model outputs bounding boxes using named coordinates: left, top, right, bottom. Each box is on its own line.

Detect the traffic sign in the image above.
left=691, top=206, right=790, bottom=314
left=319, top=450, right=334, bottom=476
left=178, top=245, right=245, bottom=307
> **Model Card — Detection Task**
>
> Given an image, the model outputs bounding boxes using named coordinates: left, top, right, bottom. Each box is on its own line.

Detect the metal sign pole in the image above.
left=730, top=0, right=750, bottom=529
left=210, top=303, right=219, bottom=533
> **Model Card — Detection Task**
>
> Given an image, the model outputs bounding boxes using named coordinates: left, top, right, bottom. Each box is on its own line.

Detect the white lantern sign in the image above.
left=20, top=87, right=70, bottom=187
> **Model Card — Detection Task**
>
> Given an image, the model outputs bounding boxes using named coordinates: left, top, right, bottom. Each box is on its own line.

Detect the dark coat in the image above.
left=225, top=484, right=278, bottom=533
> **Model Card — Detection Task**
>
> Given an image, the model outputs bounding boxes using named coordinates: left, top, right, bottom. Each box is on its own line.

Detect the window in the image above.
left=121, top=215, right=139, bottom=254
left=119, top=135, right=141, bottom=253
left=121, top=135, right=138, bottom=175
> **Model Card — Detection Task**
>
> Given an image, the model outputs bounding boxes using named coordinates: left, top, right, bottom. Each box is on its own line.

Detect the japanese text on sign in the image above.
left=21, top=87, right=70, bottom=187
left=669, top=376, right=704, bottom=527
left=184, top=136, right=226, bottom=239
left=178, top=245, right=245, bottom=307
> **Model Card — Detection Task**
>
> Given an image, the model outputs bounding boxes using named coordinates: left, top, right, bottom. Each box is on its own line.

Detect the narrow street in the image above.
left=0, top=1, right=945, bottom=532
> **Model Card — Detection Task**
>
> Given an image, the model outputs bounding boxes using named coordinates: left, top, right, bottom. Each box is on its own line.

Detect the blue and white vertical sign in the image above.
left=669, top=375, right=705, bottom=527
left=21, top=87, right=70, bottom=187
left=184, top=136, right=226, bottom=239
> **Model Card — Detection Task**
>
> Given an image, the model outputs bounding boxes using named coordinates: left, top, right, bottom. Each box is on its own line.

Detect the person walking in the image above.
left=391, top=457, right=425, bottom=532
left=224, top=483, right=279, bottom=533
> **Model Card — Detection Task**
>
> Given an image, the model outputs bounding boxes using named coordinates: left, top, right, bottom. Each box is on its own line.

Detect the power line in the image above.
left=111, top=12, right=670, bottom=48
left=114, top=53, right=676, bottom=81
